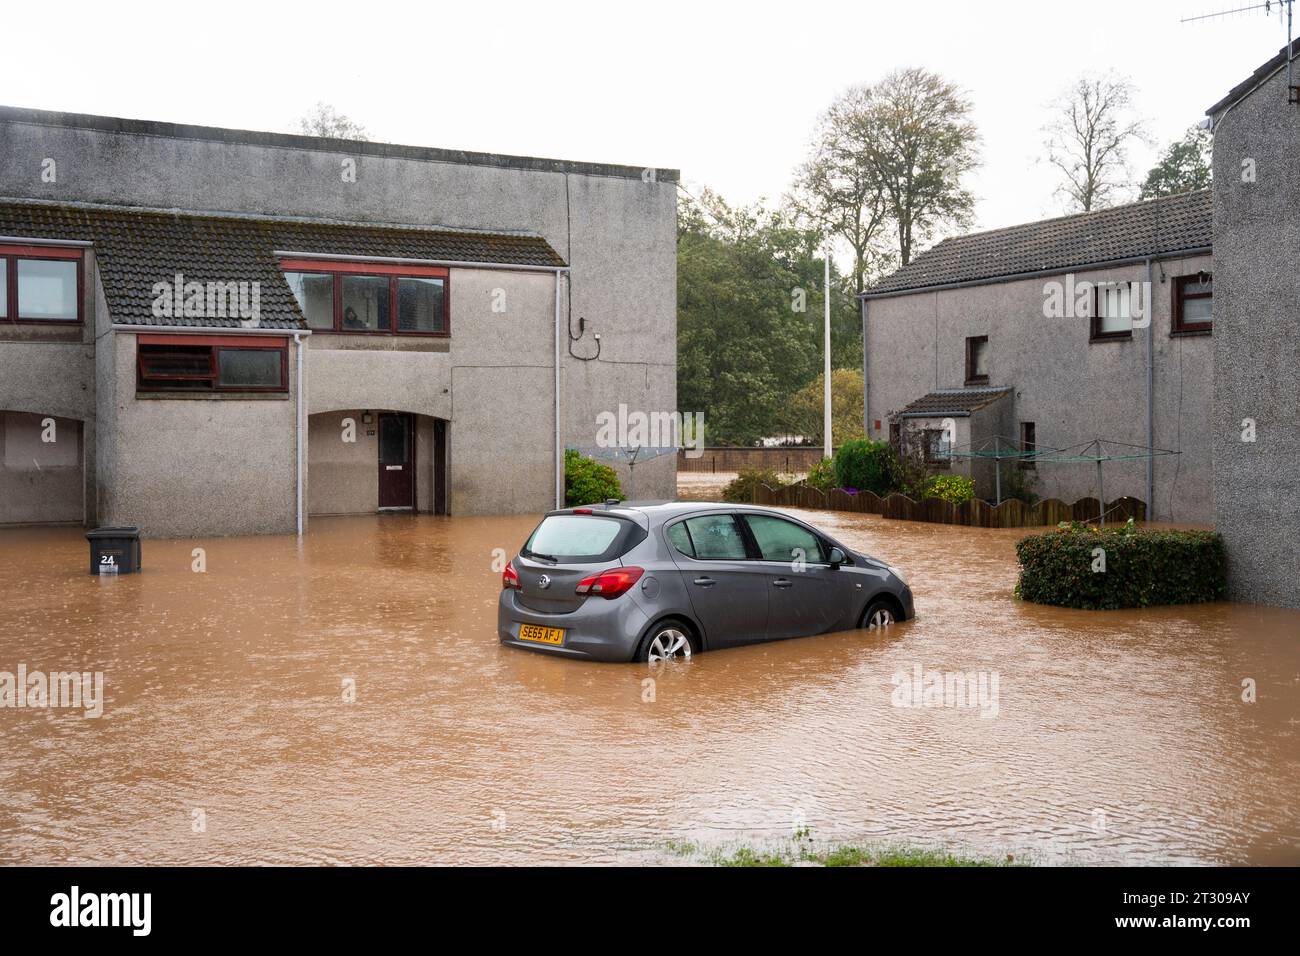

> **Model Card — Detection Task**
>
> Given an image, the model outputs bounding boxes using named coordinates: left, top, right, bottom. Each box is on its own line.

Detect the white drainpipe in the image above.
left=554, top=269, right=564, bottom=509
left=294, top=331, right=306, bottom=537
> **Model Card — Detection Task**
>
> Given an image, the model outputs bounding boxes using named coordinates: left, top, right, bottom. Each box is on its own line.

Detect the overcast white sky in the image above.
left=3, top=0, right=1291, bottom=236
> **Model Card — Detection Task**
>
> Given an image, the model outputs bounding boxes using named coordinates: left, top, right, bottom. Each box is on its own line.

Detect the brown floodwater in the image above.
left=1, top=509, right=1298, bottom=866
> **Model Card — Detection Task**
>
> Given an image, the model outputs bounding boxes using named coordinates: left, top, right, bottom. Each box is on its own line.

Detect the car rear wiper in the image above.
left=523, top=549, right=559, bottom=563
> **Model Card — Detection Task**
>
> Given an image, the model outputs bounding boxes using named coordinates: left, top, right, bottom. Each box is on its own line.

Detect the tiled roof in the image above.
left=864, top=190, right=1212, bottom=298
left=896, top=387, right=1012, bottom=419
left=0, top=199, right=566, bottom=329
left=1206, top=38, right=1300, bottom=116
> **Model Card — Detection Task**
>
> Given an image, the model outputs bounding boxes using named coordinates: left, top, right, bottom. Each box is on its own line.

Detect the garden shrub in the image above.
left=1015, top=520, right=1227, bottom=610
left=723, top=468, right=785, bottom=503
left=564, top=449, right=622, bottom=507
left=833, top=439, right=895, bottom=496
left=919, top=474, right=975, bottom=505
left=805, top=457, right=837, bottom=493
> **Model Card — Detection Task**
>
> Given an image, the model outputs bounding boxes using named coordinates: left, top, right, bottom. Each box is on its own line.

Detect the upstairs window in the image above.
left=137, top=336, right=287, bottom=393
left=281, top=259, right=448, bottom=336
left=1092, top=282, right=1134, bottom=339
left=965, top=335, right=989, bottom=385
left=0, top=245, right=83, bottom=323
left=1173, top=273, right=1212, bottom=335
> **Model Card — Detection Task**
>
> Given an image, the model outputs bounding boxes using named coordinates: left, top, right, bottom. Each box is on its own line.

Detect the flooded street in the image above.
left=1, top=509, right=1298, bottom=866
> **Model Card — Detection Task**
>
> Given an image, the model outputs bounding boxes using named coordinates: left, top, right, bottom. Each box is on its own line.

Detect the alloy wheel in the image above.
left=647, top=628, right=692, bottom=663
left=865, top=607, right=896, bottom=630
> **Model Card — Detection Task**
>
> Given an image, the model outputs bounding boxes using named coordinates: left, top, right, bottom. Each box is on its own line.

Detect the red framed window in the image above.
left=1172, top=272, right=1212, bottom=335
left=280, top=259, right=449, bottom=336
left=136, top=335, right=288, bottom=393
left=0, top=244, right=84, bottom=324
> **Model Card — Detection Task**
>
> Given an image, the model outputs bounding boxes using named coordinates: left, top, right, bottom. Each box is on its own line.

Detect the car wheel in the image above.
left=860, top=599, right=897, bottom=631
left=639, top=621, right=694, bottom=663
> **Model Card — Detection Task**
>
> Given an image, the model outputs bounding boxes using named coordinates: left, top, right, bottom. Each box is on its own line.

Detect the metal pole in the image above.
left=995, top=436, right=1002, bottom=506
left=1096, top=443, right=1105, bottom=527
left=824, top=247, right=833, bottom=458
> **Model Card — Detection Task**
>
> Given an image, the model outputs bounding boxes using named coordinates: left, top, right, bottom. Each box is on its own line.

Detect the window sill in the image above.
left=964, top=378, right=989, bottom=387
left=135, top=391, right=290, bottom=401
left=1089, top=332, right=1132, bottom=343
left=1171, top=327, right=1212, bottom=338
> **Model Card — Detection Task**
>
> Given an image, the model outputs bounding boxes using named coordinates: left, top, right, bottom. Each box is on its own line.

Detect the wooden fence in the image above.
left=752, top=484, right=1147, bottom=529
left=678, top=446, right=825, bottom=474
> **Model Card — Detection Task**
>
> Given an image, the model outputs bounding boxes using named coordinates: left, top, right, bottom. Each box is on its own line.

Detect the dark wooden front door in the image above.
left=378, top=413, right=414, bottom=509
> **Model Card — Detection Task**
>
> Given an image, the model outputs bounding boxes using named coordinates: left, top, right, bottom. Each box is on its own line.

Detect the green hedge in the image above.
left=564, top=449, right=622, bottom=507
left=1015, top=523, right=1227, bottom=610
left=722, top=467, right=785, bottom=503
left=833, top=438, right=894, bottom=496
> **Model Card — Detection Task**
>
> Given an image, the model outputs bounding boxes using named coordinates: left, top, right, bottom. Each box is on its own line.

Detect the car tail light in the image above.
left=572, top=508, right=593, bottom=515
left=502, top=560, right=521, bottom=590
left=575, top=566, right=644, bottom=599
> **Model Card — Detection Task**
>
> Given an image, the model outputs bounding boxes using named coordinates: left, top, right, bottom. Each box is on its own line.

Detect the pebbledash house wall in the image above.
left=864, top=253, right=1215, bottom=523
left=0, top=106, right=677, bottom=534
left=1209, top=56, right=1300, bottom=608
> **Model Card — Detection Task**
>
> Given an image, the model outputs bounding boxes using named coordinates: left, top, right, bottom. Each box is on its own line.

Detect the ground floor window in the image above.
left=136, top=335, right=288, bottom=393
left=1020, top=421, right=1037, bottom=469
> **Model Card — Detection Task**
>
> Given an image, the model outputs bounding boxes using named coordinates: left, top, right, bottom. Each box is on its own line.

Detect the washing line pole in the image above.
left=1095, top=440, right=1105, bottom=527
left=994, top=435, right=1003, bottom=506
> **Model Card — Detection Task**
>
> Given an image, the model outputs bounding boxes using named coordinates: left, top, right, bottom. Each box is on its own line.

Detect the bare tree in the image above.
left=856, top=68, right=980, bottom=267
left=788, top=87, right=893, bottom=296
left=297, top=102, right=369, bottom=141
left=1043, top=73, right=1148, bottom=212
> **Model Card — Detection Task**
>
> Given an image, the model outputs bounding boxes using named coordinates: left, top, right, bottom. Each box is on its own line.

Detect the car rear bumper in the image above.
left=900, top=585, right=915, bottom=620
left=497, top=590, right=649, bottom=662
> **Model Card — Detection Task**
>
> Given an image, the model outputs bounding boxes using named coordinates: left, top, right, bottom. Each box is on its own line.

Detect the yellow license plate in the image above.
left=518, top=624, right=565, bottom=646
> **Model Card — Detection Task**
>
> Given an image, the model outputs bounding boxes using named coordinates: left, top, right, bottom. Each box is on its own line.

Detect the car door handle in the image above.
left=772, top=578, right=793, bottom=589
left=693, top=576, right=716, bottom=588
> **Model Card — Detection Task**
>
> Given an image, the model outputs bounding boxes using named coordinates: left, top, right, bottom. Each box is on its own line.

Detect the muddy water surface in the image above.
left=1, top=511, right=1298, bottom=865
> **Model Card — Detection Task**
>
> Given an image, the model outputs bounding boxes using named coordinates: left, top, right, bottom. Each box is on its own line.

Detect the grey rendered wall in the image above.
left=102, top=332, right=299, bottom=537
left=1211, top=67, right=1300, bottom=607
left=866, top=253, right=1214, bottom=522
left=306, top=267, right=555, bottom=516
left=0, top=111, right=678, bottom=505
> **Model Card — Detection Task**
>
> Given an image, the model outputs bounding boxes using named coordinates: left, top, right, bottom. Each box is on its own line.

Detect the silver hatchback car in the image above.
left=498, top=501, right=914, bottom=662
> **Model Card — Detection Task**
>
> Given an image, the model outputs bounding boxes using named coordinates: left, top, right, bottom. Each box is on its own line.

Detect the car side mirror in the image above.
left=827, top=547, right=846, bottom=569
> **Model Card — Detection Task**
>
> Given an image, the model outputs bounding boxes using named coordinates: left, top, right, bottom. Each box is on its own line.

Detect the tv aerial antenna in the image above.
left=1183, top=0, right=1298, bottom=103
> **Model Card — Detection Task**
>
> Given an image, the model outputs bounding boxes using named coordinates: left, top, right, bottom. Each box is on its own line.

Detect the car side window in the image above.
left=665, top=520, right=695, bottom=558
left=682, top=514, right=749, bottom=560
left=742, top=514, right=825, bottom=564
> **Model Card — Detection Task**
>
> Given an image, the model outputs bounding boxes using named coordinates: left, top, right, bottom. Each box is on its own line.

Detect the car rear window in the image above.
left=523, top=514, right=644, bottom=563
left=681, top=514, right=749, bottom=560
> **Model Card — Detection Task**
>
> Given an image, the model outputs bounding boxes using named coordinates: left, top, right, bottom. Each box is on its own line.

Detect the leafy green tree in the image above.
left=677, top=188, right=859, bottom=446
left=1139, top=127, right=1212, bottom=199
left=853, top=68, right=980, bottom=266
left=779, top=369, right=866, bottom=449
left=788, top=88, right=894, bottom=295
